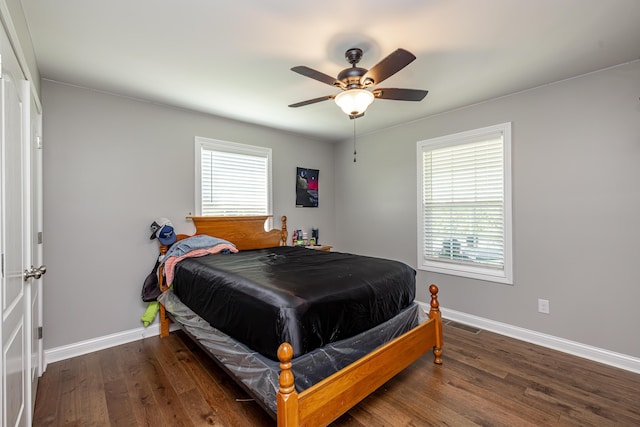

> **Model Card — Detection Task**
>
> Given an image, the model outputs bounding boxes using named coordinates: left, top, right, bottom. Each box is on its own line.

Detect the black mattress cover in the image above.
left=172, top=246, right=416, bottom=360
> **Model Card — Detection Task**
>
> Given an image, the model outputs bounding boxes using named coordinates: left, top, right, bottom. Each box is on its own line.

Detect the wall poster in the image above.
left=296, top=167, right=319, bottom=208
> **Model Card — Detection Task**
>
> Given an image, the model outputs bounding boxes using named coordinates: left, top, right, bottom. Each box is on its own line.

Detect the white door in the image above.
left=1, top=28, right=33, bottom=427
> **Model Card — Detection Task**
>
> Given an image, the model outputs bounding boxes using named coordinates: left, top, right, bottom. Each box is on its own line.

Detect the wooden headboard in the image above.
left=160, top=215, right=288, bottom=253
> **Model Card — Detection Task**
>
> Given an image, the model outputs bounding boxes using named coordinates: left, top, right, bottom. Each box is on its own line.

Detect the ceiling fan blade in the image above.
left=373, top=88, right=428, bottom=101
left=288, top=95, right=335, bottom=108
left=291, top=66, right=345, bottom=88
left=360, top=49, right=416, bottom=86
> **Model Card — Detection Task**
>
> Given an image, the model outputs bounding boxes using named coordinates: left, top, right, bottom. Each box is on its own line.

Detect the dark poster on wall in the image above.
left=296, top=167, right=319, bottom=208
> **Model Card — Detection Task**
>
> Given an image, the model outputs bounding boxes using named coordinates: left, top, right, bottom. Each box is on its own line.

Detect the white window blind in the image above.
left=417, top=123, right=512, bottom=284
left=195, top=137, right=272, bottom=217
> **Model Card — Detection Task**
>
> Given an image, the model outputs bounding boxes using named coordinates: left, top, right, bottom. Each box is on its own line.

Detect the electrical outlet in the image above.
left=538, top=299, right=550, bottom=314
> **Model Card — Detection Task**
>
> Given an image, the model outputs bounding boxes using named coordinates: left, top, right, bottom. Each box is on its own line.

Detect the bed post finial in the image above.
left=429, top=284, right=443, bottom=365
left=429, top=284, right=440, bottom=311
left=277, top=342, right=298, bottom=426
left=280, top=215, right=288, bottom=246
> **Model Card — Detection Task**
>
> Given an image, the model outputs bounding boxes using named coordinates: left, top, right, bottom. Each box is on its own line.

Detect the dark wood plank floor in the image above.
left=33, top=321, right=640, bottom=426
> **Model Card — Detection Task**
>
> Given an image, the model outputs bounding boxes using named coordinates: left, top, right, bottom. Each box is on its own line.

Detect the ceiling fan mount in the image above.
left=345, top=47, right=364, bottom=65
left=336, top=48, right=371, bottom=89
left=289, top=47, right=428, bottom=118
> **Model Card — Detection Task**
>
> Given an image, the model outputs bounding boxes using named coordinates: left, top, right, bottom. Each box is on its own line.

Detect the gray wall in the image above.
left=42, top=80, right=336, bottom=349
left=334, top=61, right=640, bottom=358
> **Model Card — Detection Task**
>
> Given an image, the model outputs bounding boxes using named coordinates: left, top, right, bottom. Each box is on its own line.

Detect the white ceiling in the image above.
left=20, top=0, right=640, bottom=142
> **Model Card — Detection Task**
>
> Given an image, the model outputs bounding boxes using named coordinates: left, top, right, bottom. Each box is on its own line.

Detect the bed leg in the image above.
left=429, top=284, right=443, bottom=364
left=276, top=343, right=298, bottom=427
left=159, top=303, right=171, bottom=338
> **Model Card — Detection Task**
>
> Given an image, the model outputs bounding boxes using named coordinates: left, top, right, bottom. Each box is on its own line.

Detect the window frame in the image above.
left=195, top=136, right=273, bottom=218
left=416, top=122, right=513, bottom=284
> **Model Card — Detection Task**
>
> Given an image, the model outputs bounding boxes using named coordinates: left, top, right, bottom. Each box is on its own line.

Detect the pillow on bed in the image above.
left=163, top=235, right=236, bottom=260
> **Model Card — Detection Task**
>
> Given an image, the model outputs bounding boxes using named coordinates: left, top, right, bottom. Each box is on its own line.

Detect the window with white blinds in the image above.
left=417, top=123, right=513, bottom=284
left=195, top=137, right=272, bottom=217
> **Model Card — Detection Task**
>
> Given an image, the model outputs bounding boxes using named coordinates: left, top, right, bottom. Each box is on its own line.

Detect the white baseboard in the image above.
left=418, top=302, right=640, bottom=374
left=45, top=306, right=640, bottom=375
left=43, top=322, right=179, bottom=372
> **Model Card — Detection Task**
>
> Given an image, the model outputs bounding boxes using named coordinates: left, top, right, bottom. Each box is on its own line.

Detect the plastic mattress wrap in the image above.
left=158, top=289, right=427, bottom=414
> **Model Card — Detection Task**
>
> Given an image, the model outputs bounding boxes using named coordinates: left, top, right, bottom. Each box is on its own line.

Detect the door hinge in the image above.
left=37, top=326, right=43, bottom=339
left=37, top=135, right=43, bottom=150
left=37, top=231, right=43, bottom=244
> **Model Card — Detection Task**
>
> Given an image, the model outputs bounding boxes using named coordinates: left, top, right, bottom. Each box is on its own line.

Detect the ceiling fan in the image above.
left=288, top=47, right=428, bottom=119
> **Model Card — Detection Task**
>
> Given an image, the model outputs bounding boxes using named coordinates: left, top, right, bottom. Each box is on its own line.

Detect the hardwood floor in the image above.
left=33, top=321, right=640, bottom=426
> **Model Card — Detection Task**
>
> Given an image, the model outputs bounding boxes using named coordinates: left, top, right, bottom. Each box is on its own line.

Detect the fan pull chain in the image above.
left=353, top=119, right=357, bottom=163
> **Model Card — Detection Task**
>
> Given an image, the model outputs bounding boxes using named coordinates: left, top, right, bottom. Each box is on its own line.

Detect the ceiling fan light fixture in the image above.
left=335, top=89, right=374, bottom=116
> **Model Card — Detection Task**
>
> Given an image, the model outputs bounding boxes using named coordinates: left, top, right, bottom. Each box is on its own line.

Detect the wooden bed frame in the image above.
left=157, top=215, right=443, bottom=427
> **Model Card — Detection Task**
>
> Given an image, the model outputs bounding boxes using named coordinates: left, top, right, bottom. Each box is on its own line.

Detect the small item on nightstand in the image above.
left=302, top=232, right=309, bottom=246
left=310, top=237, right=316, bottom=245
left=306, top=244, right=332, bottom=251
left=312, top=228, right=319, bottom=244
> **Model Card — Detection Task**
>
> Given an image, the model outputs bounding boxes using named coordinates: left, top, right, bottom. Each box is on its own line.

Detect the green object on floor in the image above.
left=141, top=301, right=159, bottom=327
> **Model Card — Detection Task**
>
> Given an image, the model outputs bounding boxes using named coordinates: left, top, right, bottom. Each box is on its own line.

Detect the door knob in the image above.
left=24, top=265, right=47, bottom=281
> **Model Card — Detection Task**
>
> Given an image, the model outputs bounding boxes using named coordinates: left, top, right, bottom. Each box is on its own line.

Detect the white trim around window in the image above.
left=195, top=136, right=272, bottom=217
left=416, top=122, right=513, bottom=284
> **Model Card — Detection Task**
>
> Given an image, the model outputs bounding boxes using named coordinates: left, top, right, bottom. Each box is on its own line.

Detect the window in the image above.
left=417, top=123, right=513, bottom=284
left=195, top=137, right=272, bottom=217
